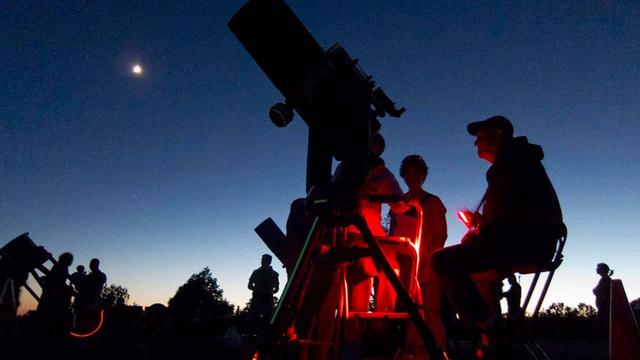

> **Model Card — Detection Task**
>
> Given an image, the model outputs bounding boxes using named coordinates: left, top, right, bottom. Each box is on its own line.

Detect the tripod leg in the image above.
left=9, top=279, right=16, bottom=310
left=268, top=215, right=333, bottom=356
left=0, top=280, right=9, bottom=303
left=353, top=216, right=444, bottom=360
left=23, top=282, right=40, bottom=302
left=331, top=264, right=349, bottom=359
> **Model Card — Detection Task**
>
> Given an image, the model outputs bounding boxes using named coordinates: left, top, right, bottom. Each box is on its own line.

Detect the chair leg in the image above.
left=533, top=269, right=558, bottom=319
left=522, top=272, right=540, bottom=314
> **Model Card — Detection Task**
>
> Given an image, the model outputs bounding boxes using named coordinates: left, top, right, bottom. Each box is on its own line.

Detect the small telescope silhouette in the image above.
left=0, top=233, right=103, bottom=338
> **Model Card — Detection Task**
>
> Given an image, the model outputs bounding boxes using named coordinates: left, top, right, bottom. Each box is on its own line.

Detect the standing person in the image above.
left=391, top=154, right=449, bottom=349
left=69, top=265, right=86, bottom=292
left=85, top=258, right=107, bottom=308
left=247, top=254, right=280, bottom=323
left=502, top=274, right=522, bottom=320
left=74, top=258, right=106, bottom=331
left=37, top=252, right=74, bottom=348
left=593, top=263, right=613, bottom=326
left=431, top=116, right=564, bottom=346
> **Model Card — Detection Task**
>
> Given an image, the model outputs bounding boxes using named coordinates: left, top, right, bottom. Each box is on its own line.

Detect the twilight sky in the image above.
left=2, top=1, right=638, bottom=314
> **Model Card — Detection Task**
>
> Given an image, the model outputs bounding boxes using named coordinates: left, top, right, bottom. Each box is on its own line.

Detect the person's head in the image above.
left=371, top=132, right=386, bottom=158
left=261, top=254, right=272, bottom=266
left=507, top=274, right=517, bottom=285
left=467, top=115, right=514, bottom=164
left=597, top=263, right=613, bottom=277
left=89, top=258, right=100, bottom=271
left=58, top=252, right=73, bottom=267
left=76, top=265, right=85, bottom=273
left=400, top=154, right=429, bottom=191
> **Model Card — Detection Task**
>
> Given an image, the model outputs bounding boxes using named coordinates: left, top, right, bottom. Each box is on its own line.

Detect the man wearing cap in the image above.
left=431, top=115, right=564, bottom=334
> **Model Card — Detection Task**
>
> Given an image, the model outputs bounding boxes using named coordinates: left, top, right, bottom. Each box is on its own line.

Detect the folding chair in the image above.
left=518, top=223, right=568, bottom=319
left=512, top=223, right=568, bottom=360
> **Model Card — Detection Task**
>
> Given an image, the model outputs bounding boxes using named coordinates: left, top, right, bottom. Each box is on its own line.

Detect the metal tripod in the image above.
left=264, top=206, right=444, bottom=359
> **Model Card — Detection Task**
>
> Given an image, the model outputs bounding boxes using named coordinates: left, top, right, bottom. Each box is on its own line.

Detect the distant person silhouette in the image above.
left=247, top=254, right=279, bottom=323
left=83, top=258, right=107, bottom=309
left=502, top=274, right=522, bottom=320
left=37, top=252, right=74, bottom=345
left=74, top=258, right=106, bottom=331
left=69, top=265, right=86, bottom=291
left=431, top=116, right=564, bottom=345
left=593, top=263, right=613, bottom=324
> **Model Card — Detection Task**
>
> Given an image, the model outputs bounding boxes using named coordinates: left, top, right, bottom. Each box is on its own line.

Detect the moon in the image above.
left=132, top=64, right=143, bottom=75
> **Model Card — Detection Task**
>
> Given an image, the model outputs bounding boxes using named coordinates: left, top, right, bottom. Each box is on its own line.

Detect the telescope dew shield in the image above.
left=228, top=0, right=324, bottom=104
left=0, top=233, right=49, bottom=277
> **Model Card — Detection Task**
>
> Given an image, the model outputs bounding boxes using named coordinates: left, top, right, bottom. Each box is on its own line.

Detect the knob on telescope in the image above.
left=269, top=102, right=294, bottom=127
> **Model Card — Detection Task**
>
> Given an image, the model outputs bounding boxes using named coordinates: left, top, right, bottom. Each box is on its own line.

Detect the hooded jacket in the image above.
left=481, top=136, right=563, bottom=229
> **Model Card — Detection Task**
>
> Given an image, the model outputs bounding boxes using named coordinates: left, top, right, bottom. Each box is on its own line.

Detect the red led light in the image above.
left=457, top=210, right=472, bottom=229
left=70, top=310, right=104, bottom=338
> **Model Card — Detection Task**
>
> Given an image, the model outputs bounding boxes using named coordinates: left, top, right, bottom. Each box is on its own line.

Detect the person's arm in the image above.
left=418, top=197, right=448, bottom=281
left=422, top=197, right=448, bottom=249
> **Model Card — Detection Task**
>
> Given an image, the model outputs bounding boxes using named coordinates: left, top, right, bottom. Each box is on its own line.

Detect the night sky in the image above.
left=2, top=1, right=638, bottom=313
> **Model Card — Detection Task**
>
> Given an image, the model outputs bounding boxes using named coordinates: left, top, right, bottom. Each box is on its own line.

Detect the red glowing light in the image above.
left=251, top=351, right=259, bottom=360
left=70, top=310, right=104, bottom=338
left=457, top=210, right=472, bottom=229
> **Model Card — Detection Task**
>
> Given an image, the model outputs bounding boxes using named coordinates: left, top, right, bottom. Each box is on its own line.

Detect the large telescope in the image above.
left=228, top=2, right=445, bottom=359
left=229, top=0, right=405, bottom=215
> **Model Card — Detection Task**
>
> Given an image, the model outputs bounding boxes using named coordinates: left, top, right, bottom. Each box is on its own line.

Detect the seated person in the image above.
left=431, top=116, right=564, bottom=335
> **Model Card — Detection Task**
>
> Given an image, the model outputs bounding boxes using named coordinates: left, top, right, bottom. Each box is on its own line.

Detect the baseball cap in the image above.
left=467, top=115, right=514, bottom=137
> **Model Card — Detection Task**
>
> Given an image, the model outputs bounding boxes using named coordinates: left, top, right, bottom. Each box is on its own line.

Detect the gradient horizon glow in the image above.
left=2, top=1, right=638, bottom=315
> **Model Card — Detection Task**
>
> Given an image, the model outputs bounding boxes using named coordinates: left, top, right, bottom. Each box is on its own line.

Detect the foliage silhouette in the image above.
left=101, top=284, right=130, bottom=309
left=168, top=267, right=233, bottom=334
left=538, top=302, right=596, bottom=319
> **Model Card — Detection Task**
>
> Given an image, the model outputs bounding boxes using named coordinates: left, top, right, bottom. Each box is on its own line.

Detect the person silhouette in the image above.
left=37, top=252, right=74, bottom=347
left=247, top=254, right=279, bottom=324
left=84, top=258, right=107, bottom=308
left=74, top=258, right=106, bottom=330
left=593, top=263, right=613, bottom=324
left=69, top=265, right=86, bottom=292
left=431, top=116, right=564, bottom=348
left=502, top=274, right=522, bottom=320
left=390, top=154, right=449, bottom=349
left=336, top=132, right=407, bottom=313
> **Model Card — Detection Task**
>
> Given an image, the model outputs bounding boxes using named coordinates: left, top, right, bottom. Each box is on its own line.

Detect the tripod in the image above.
left=266, top=204, right=444, bottom=359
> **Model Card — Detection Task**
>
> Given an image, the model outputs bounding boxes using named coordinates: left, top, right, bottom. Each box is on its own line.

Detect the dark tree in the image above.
left=168, top=267, right=233, bottom=333
left=539, top=302, right=577, bottom=318
left=576, top=303, right=597, bottom=319
left=101, top=284, right=130, bottom=309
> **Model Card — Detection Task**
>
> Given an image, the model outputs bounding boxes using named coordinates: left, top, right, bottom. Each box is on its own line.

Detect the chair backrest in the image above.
left=521, top=223, right=568, bottom=318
